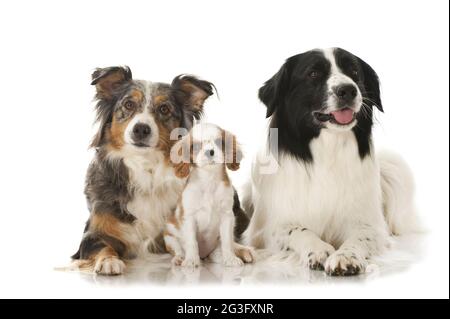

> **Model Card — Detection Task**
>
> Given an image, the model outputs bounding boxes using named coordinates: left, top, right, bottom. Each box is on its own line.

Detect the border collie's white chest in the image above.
left=254, top=130, right=381, bottom=244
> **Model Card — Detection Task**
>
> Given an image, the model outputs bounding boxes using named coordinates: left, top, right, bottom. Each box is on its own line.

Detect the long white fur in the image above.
left=166, top=123, right=253, bottom=267
left=243, top=49, right=419, bottom=274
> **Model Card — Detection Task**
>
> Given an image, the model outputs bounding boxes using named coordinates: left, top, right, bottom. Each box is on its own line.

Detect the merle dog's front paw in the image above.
left=324, top=251, right=367, bottom=276
left=94, top=257, right=125, bottom=275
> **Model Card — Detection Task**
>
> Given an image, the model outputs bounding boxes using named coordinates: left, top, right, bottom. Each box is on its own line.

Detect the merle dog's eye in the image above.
left=309, top=70, right=319, bottom=79
left=159, top=104, right=170, bottom=115
left=124, top=100, right=135, bottom=111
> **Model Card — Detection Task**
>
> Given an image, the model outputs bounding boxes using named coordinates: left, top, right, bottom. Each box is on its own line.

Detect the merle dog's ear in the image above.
left=259, top=59, right=292, bottom=118
left=357, top=57, right=383, bottom=112
left=91, top=66, right=132, bottom=100
left=172, top=75, right=215, bottom=119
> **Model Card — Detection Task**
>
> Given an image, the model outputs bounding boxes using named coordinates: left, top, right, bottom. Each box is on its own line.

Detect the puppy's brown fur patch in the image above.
left=222, top=130, right=242, bottom=171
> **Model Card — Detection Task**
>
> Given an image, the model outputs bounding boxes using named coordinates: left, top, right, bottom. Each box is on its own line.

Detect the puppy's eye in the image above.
left=214, top=138, right=223, bottom=148
left=124, top=101, right=135, bottom=111
left=159, top=104, right=170, bottom=115
left=309, top=70, right=319, bottom=79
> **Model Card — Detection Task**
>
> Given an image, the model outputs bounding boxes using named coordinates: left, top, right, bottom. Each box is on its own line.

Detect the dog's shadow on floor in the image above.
left=76, top=234, right=425, bottom=286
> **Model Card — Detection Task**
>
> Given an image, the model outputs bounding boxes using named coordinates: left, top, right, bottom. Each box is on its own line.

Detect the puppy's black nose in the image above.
left=205, top=149, right=215, bottom=157
left=132, top=123, right=151, bottom=140
left=336, top=84, right=357, bottom=103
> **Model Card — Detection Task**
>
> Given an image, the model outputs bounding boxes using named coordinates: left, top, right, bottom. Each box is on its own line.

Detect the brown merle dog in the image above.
left=71, top=66, right=248, bottom=275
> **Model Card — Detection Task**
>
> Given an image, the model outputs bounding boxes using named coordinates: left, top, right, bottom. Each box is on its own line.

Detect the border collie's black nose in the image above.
left=133, top=123, right=151, bottom=140
left=336, top=84, right=357, bottom=103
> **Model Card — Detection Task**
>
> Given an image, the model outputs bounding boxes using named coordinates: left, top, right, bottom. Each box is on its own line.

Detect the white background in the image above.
left=0, top=0, right=448, bottom=299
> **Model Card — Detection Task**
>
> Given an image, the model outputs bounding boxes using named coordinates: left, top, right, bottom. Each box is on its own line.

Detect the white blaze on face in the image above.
left=191, top=123, right=223, bottom=167
left=124, top=81, right=160, bottom=147
left=322, top=48, right=363, bottom=113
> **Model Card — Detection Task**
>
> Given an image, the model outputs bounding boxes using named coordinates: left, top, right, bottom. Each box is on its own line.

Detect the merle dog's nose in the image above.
left=132, top=123, right=151, bottom=140
left=205, top=149, right=215, bottom=157
left=335, top=84, right=357, bottom=103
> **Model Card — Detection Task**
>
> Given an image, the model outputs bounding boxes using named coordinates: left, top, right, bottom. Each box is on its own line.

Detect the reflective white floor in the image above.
left=75, top=234, right=424, bottom=287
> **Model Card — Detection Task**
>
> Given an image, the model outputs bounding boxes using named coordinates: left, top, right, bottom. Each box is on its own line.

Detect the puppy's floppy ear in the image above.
left=91, top=66, right=132, bottom=100
left=259, top=58, right=292, bottom=118
left=223, top=130, right=243, bottom=171
left=357, top=57, right=383, bottom=112
left=171, top=134, right=192, bottom=178
left=172, top=75, right=215, bottom=119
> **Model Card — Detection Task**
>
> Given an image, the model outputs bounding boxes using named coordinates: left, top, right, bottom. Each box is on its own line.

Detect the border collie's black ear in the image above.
left=357, top=58, right=383, bottom=112
left=172, top=75, right=215, bottom=120
left=91, top=66, right=132, bottom=100
left=259, top=60, right=291, bottom=118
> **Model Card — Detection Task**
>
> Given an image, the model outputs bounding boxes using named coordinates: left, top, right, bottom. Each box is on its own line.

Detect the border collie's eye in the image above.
left=352, top=69, right=359, bottom=77
left=124, top=101, right=135, bottom=111
left=159, top=104, right=170, bottom=115
left=309, top=71, right=319, bottom=79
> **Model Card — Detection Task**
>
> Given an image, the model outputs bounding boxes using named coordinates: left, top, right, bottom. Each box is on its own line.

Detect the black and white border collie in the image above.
left=243, top=48, right=419, bottom=276
left=71, top=67, right=248, bottom=275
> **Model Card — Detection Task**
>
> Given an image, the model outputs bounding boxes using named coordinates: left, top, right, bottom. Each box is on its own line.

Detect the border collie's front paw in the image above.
left=324, top=251, right=366, bottom=276
left=223, top=254, right=244, bottom=267
left=94, top=257, right=125, bottom=275
left=306, top=243, right=335, bottom=271
left=181, top=256, right=201, bottom=268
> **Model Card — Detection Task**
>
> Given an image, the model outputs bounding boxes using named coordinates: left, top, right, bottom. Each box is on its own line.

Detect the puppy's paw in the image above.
left=94, top=257, right=125, bottom=276
left=305, top=243, right=336, bottom=271
left=235, top=245, right=255, bottom=263
left=223, top=254, right=244, bottom=267
left=181, top=256, right=201, bottom=268
left=171, top=255, right=184, bottom=266
left=324, top=251, right=367, bottom=276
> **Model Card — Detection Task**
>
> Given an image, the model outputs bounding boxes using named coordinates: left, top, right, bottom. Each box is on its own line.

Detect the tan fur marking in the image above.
left=95, top=72, right=128, bottom=99
left=167, top=214, right=180, bottom=230
left=181, top=82, right=208, bottom=110
left=172, top=134, right=192, bottom=178
left=156, top=120, right=172, bottom=155
left=96, top=245, right=119, bottom=261
left=222, top=130, right=242, bottom=171
left=222, top=164, right=231, bottom=186
left=153, top=95, right=169, bottom=105
left=108, top=114, right=132, bottom=149
left=130, top=89, right=144, bottom=102
left=90, top=213, right=124, bottom=240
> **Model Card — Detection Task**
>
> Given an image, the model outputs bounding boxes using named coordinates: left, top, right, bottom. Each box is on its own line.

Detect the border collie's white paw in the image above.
left=94, top=257, right=125, bottom=275
left=223, top=255, right=244, bottom=267
left=306, top=243, right=336, bottom=270
left=181, top=256, right=201, bottom=268
left=324, top=251, right=367, bottom=276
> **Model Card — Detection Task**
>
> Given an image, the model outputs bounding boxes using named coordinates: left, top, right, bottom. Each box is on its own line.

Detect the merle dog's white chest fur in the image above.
left=124, top=150, right=183, bottom=253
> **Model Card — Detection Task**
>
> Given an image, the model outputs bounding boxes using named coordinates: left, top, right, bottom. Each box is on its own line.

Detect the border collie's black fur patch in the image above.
left=259, top=48, right=382, bottom=161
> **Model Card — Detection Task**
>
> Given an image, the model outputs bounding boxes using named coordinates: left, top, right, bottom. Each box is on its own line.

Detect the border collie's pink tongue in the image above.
left=330, top=108, right=354, bottom=125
